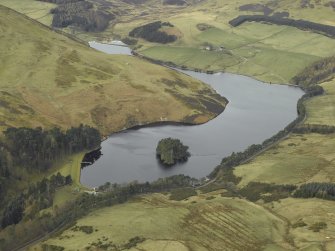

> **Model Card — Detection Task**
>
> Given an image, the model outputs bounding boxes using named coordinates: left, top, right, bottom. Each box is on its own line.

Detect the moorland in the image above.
left=0, top=0, right=335, bottom=250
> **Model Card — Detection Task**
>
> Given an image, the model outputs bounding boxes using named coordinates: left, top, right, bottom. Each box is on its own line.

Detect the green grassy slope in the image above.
left=2, top=2, right=335, bottom=251
left=0, top=5, right=227, bottom=135
left=230, top=76, right=335, bottom=250
left=305, top=79, right=335, bottom=125
left=0, top=0, right=55, bottom=25
left=112, top=0, right=335, bottom=83
left=33, top=193, right=290, bottom=251
left=2, top=0, right=335, bottom=83
left=235, top=78, right=335, bottom=186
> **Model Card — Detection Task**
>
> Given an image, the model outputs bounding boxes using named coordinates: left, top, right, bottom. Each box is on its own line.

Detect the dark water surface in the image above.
left=81, top=42, right=304, bottom=187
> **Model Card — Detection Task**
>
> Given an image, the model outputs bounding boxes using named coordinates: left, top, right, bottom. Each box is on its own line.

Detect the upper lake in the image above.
left=82, top=42, right=304, bottom=187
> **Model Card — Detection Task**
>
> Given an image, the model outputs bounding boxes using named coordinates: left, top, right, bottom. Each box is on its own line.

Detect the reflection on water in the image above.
left=81, top=148, right=102, bottom=169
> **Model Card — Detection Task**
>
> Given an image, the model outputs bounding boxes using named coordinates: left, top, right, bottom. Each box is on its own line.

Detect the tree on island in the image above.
left=156, top=138, right=190, bottom=166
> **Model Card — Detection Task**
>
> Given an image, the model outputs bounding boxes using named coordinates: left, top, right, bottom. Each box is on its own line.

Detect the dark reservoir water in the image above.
left=82, top=42, right=304, bottom=187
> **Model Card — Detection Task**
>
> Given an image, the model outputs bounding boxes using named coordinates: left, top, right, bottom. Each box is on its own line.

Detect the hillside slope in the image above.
left=110, top=0, right=335, bottom=84
left=0, top=5, right=227, bottom=135
left=33, top=193, right=291, bottom=251
left=2, top=0, right=335, bottom=84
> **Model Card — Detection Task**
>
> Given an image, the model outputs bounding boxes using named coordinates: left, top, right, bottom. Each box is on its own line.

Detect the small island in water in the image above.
left=156, top=138, right=191, bottom=166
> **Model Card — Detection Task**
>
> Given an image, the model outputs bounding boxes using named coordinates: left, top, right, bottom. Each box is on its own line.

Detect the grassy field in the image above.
left=305, top=79, right=335, bottom=126
left=47, top=152, right=86, bottom=187
left=0, top=0, right=54, bottom=25
left=31, top=192, right=290, bottom=251
left=2, top=1, right=335, bottom=250
left=2, top=0, right=335, bottom=83
left=137, top=19, right=335, bottom=83
left=47, top=152, right=88, bottom=209
left=110, top=0, right=335, bottom=83
left=272, top=198, right=335, bottom=250
left=228, top=76, right=335, bottom=251
left=0, top=3, right=228, bottom=228
left=234, top=78, right=335, bottom=186
left=234, top=133, right=335, bottom=186
left=0, top=5, right=227, bottom=136
left=31, top=192, right=335, bottom=251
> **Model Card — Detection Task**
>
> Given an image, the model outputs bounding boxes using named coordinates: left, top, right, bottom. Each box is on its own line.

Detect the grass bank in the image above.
left=0, top=4, right=227, bottom=136
left=32, top=193, right=289, bottom=251
left=234, top=78, right=335, bottom=186
left=3, top=0, right=335, bottom=84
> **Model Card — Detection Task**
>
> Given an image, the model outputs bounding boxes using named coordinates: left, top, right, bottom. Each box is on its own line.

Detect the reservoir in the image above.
left=82, top=42, right=304, bottom=187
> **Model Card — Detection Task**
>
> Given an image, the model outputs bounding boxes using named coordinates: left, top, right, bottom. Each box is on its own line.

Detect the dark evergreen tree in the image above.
left=3, top=124, right=101, bottom=171
left=129, top=21, right=177, bottom=43
left=156, top=138, right=190, bottom=165
left=294, top=183, right=335, bottom=200
left=229, top=15, right=335, bottom=38
left=1, top=195, right=25, bottom=228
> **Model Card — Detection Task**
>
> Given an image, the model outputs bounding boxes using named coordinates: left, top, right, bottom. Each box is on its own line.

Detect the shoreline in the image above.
left=131, top=50, right=301, bottom=88
left=79, top=43, right=309, bottom=187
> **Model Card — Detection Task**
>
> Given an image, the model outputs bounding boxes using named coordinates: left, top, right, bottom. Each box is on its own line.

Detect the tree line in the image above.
left=129, top=21, right=177, bottom=44
left=293, top=124, right=335, bottom=134
left=293, top=182, right=335, bottom=200
left=4, top=177, right=332, bottom=250
left=229, top=15, right=335, bottom=38
left=38, top=0, right=83, bottom=3
left=0, top=125, right=100, bottom=204
left=225, top=181, right=335, bottom=203
left=0, top=174, right=196, bottom=250
left=206, top=56, right=335, bottom=205
left=0, top=146, right=9, bottom=178
left=163, top=0, right=187, bottom=5
left=2, top=124, right=100, bottom=171
left=97, top=174, right=198, bottom=193
left=1, top=173, right=72, bottom=229
left=40, top=0, right=114, bottom=32
left=238, top=182, right=296, bottom=202
left=209, top=83, right=324, bottom=179
left=291, top=56, right=335, bottom=87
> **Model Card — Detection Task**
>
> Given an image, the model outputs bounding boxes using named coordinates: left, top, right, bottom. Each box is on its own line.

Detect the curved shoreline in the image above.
left=131, top=50, right=302, bottom=87
left=82, top=77, right=321, bottom=187
left=103, top=96, right=229, bottom=137
left=80, top=42, right=306, bottom=187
